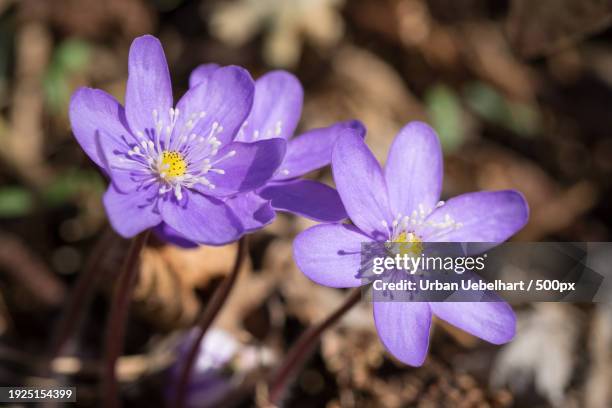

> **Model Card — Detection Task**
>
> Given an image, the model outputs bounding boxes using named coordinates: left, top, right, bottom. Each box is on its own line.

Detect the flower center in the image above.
left=112, top=108, right=238, bottom=202
left=394, top=231, right=423, bottom=257
left=380, top=202, right=464, bottom=258
left=159, top=150, right=187, bottom=178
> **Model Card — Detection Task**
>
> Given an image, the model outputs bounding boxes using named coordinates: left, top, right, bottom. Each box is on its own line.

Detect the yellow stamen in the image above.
left=159, top=150, right=187, bottom=178
left=395, top=231, right=423, bottom=257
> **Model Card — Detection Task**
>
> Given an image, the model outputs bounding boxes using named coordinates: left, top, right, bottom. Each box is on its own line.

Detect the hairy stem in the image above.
left=175, top=236, right=249, bottom=408
left=268, top=288, right=362, bottom=405
left=102, top=230, right=150, bottom=408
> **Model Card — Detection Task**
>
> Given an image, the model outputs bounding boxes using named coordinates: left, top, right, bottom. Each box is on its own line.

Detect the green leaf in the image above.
left=43, top=69, right=69, bottom=113
left=507, top=101, right=540, bottom=136
left=463, top=82, right=506, bottom=122
left=425, top=84, right=465, bottom=153
left=44, top=38, right=91, bottom=112
left=42, top=169, right=104, bottom=207
left=56, top=39, right=91, bottom=72
left=463, top=81, right=540, bottom=137
left=0, top=187, right=34, bottom=217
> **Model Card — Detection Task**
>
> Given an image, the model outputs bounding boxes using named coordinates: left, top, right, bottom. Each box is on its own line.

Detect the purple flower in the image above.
left=293, top=122, right=529, bottom=366
left=189, top=64, right=365, bottom=226
left=69, top=35, right=286, bottom=245
left=166, top=328, right=273, bottom=408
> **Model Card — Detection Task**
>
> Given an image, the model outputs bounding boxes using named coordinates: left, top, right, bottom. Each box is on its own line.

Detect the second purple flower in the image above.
left=293, top=122, right=529, bottom=366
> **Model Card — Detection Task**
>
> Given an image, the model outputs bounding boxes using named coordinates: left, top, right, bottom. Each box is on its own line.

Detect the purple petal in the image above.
left=69, top=88, right=131, bottom=168
left=189, top=63, right=221, bottom=88
left=103, top=185, right=162, bottom=238
left=237, top=70, right=303, bottom=142
left=95, top=130, right=143, bottom=193
left=259, top=180, right=347, bottom=222
left=429, top=301, right=516, bottom=344
left=175, top=66, right=254, bottom=147
left=273, top=120, right=366, bottom=181
left=225, top=192, right=275, bottom=233
left=154, top=223, right=198, bottom=248
left=419, top=190, right=529, bottom=243
left=125, top=35, right=173, bottom=136
left=385, top=122, right=443, bottom=216
left=332, top=131, right=393, bottom=240
left=160, top=191, right=242, bottom=246
left=373, top=301, right=431, bottom=366
left=293, top=224, right=370, bottom=288
left=200, top=139, right=286, bottom=197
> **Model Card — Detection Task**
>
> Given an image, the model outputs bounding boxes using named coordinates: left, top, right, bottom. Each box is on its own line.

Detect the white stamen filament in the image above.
left=115, top=108, right=233, bottom=200
left=382, top=201, right=463, bottom=242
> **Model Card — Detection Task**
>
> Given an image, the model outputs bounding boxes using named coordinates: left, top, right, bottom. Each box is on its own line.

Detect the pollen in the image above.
left=394, top=232, right=423, bottom=257
left=160, top=150, right=187, bottom=178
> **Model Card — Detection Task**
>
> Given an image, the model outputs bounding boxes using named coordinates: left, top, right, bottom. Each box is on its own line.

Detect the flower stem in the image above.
left=268, top=288, right=362, bottom=405
left=48, top=227, right=116, bottom=364
left=102, top=230, right=150, bottom=408
left=175, top=236, right=249, bottom=408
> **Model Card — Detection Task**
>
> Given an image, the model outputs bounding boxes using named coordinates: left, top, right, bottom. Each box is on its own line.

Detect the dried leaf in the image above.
left=445, top=145, right=598, bottom=241
left=160, top=243, right=242, bottom=288
left=460, top=22, right=537, bottom=101
left=133, top=243, right=251, bottom=331
left=507, top=0, right=612, bottom=58
left=20, top=0, right=154, bottom=38
left=492, top=304, right=582, bottom=406
left=0, top=232, right=67, bottom=307
left=133, top=247, right=200, bottom=330
left=209, top=0, right=345, bottom=67
left=0, top=22, right=52, bottom=187
left=303, top=45, right=426, bottom=161
left=264, top=239, right=371, bottom=329
left=585, top=305, right=612, bottom=407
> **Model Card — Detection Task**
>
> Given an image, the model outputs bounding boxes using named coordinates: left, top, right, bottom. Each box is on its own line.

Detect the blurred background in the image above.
left=0, top=0, right=611, bottom=406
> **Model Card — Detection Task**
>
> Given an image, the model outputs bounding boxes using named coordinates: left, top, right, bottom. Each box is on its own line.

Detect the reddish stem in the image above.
left=175, top=236, right=249, bottom=408
left=48, top=227, right=115, bottom=362
left=268, top=288, right=362, bottom=405
left=102, top=230, right=150, bottom=408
